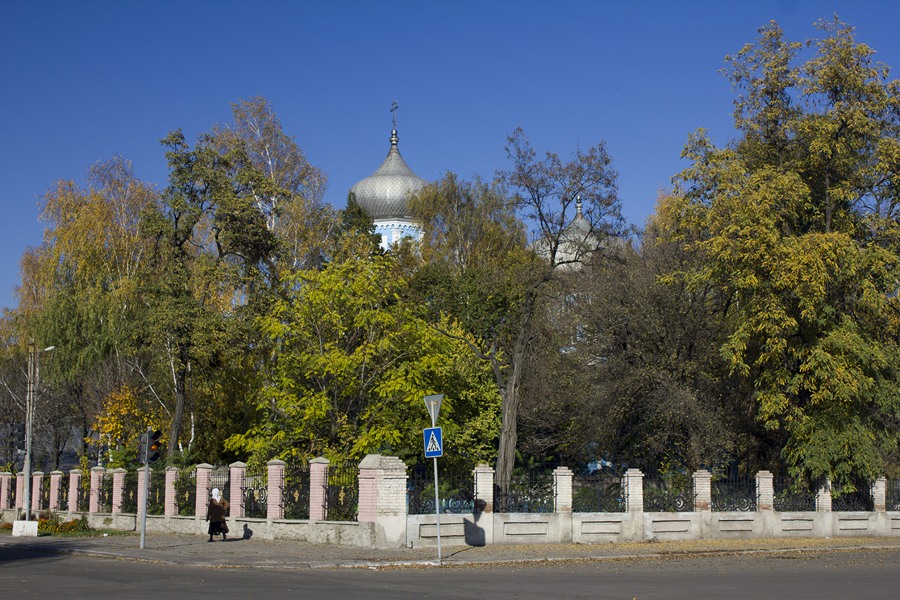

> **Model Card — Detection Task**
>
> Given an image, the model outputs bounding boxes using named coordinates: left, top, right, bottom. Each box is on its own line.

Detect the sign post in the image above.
left=423, top=394, right=444, bottom=564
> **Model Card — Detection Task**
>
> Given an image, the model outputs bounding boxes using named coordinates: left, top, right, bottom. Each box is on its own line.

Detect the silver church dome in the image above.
left=350, top=129, right=428, bottom=219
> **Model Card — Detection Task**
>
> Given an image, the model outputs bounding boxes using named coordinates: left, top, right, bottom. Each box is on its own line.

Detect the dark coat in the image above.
left=207, top=498, right=229, bottom=523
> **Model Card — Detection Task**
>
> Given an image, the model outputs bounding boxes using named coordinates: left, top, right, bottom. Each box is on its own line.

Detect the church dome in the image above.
left=350, top=129, right=429, bottom=219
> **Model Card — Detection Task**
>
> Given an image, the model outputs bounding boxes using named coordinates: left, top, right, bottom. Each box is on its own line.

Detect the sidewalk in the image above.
left=4, top=533, right=900, bottom=570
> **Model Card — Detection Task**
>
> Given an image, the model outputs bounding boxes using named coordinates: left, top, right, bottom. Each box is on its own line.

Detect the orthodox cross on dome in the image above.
left=390, top=101, right=399, bottom=129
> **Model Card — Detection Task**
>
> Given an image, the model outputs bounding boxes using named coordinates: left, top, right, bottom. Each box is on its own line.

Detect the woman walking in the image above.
left=206, top=488, right=229, bottom=542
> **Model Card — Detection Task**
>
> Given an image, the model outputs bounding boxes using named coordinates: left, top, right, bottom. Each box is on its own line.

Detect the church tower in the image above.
left=349, top=103, right=428, bottom=250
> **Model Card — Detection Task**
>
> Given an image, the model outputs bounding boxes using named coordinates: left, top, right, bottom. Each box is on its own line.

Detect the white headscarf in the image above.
left=211, top=488, right=221, bottom=503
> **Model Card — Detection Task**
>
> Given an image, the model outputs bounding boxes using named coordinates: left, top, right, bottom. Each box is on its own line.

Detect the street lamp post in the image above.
left=21, top=340, right=54, bottom=522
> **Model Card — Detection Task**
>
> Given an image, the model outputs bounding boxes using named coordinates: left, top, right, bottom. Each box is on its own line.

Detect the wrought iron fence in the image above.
left=206, top=466, right=231, bottom=519
left=282, top=463, right=310, bottom=520
left=147, top=470, right=166, bottom=515
left=643, top=474, right=694, bottom=512
left=58, top=473, right=69, bottom=510
left=832, top=482, right=874, bottom=511
left=573, top=473, right=625, bottom=512
left=97, top=475, right=112, bottom=513
left=495, top=468, right=555, bottom=513
left=711, top=475, right=756, bottom=511
left=887, top=479, right=900, bottom=512
left=175, top=468, right=196, bottom=516
left=242, top=469, right=268, bottom=519
left=325, top=462, right=358, bottom=521
left=121, top=471, right=139, bottom=513
left=408, top=464, right=475, bottom=514
left=773, top=478, right=817, bottom=511
left=77, top=478, right=90, bottom=513
left=40, top=476, right=51, bottom=511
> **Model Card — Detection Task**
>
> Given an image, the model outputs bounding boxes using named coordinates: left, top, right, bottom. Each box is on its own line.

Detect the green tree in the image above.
left=668, top=18, right=900, bottom=485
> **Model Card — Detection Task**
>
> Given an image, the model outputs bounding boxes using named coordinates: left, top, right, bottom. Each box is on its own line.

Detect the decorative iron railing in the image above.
left=77, top=479, right=90, bottom=513
left=146, top=470, right=166, bottom=515
left=573, top=474, right=625, bottom=512
left=242, top=470, right=268, bottom=519
left=711, top=476, right=756, bottom=511
left=887, top=479, right=900, bottom=511
left=643, top=475, right=694, bottom=512
left=40, top=477, right=51, bottom=511
left=175, top=468, right=196, bottom=516
left=58, top=474, right=69, bottom=510
left=325, top=463, right=358, bottom=521
left=97, top=475, right=112, bottom=513
left=121, top=471, right=139, bottom=513
left=773, top=478, right=817, bottom=511
left=408, top=465, right=475, bottom=514
left=282, top=463, right=310, bottom=520
left=495, top=469, right=555, bottom=513
left=832, top=484, right=874, bottom=511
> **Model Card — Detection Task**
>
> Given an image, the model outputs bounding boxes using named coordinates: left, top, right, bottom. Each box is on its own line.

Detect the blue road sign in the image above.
left=424, top=427, right=443, bottom=458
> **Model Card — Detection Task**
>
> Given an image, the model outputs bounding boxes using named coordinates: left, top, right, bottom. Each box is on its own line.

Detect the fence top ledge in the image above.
left=50, top=470, right=64, bottom=475
left=195, top=463, right=214, bottom=470
left=359, top=454, right=405, bottom=470
left=109, top=468, right=128, bottom=474
left=310, top=457, right=330, bottom=465
left=229, top=461, right=247, bottom=469
left=266, top=459, right=287, bottom=466
left=165, top=466, right=180, bottom=472
left=32, top=471, right=45, bottom=476
left=0, top=471, right=11, bottom=476
left=68, top=469, right=82, bottom=475
left=91, top=466, right=106, bottom=473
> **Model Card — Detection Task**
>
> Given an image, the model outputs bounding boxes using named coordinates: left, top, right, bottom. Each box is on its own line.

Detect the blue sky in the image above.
left=2, top=0, right=899, bottom=312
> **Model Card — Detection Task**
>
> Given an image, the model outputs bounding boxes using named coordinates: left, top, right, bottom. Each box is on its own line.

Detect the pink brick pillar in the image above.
left=309, top=458, right=329, bottom=521
left=357, top=455, right=407, bottom=547
left=693, top=469, right=711, bottom=511
left=474, top=464, right=494, bottom=513
left=68, top=470, right=81, bottom=513
left=49, top=471, right=62, bottom=511
left=0, top=472, right=12, bottom=509
left=229, top=462, right=246, bottom=518
left=195, top=464, right=213, bottom=518
left=267, top=460, right=285, bottom=520
left=111, top=468, right=126, bottom=513
left=89, top=467, right=104, bottom=514
left=15, top=472, right=23, bottom=510
left=165, top=467, right=178, bottom=516
left=137, top=468, right=147, bottom=517
left=31, top=471, right=43, bottom=513
left=357, top=460, right=378, bottom=523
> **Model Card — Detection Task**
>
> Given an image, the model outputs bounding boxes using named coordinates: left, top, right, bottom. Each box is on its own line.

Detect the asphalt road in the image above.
left=3, top=545, right=900, bottom=599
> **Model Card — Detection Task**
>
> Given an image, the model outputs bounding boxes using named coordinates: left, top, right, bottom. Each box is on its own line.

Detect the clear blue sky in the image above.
left=2, top=0, right=898, bottom=312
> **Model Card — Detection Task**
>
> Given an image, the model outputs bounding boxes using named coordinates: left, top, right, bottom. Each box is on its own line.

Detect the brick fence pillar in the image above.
left=817, top=480, right=832, bottom=512
left=111, top=468, right=127, bottom=514
left=553, top=466, right=574, bottom=513
left=31, top=471, right=44, bottom=513
left=49, top=471, right=62, bottom=511
left=0, top=472, right=12, bottom=510
left=756, top=471, right=774, bottom=511
left=357, top=454, right=407, bottom=548
left=136, top=468, right=147, bottom=517
left=194, top=464, right=213, bottom=519
left=309, top=457, right=329, bottom=521
left=229, top=462, right=246, bottom=518
left=89, top=467, right=105, bottom=514
left=473, top=464, right=495, bottom=513
left=165, top=467, right=179, bottom=517
left=693, top=469, right=711, bottom=511
left=68, top=470, right=81, bottom=513
left=624, top=469, right=644, bottom=512
left=873, top=477, right=887, bottom=512
left=267, top=460, right=285, bottom=520
left=15, top=472, right=24, bottom=510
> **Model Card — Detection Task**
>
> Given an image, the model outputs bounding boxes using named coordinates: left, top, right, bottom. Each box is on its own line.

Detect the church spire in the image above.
left=390, top=100, right=399, bottom=146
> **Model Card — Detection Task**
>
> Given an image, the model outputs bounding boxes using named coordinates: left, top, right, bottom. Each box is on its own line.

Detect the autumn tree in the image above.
left=667, top=18, right=900, bottom=485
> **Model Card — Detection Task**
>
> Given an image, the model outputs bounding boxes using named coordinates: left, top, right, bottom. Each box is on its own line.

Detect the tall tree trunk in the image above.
left=167, top=357, right=187, bottom=460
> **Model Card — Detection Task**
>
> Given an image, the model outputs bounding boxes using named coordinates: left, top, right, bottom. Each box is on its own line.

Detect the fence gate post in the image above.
left=89, top=467, right=105, bottom=514
left=49, top=471, right=62, bottom=511
left=692, top=470, right=711, bottom=511
left=68, top=469, right=81, bottom=513
left=164, top=467, right=179, bottom=517
left=229, top=462, right=246, bottom=519
left=194, top=464, right=213, bottom=520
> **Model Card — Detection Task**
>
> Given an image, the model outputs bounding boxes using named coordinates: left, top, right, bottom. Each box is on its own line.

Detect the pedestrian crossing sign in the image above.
left=424, top=427, right=443, bottom=458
